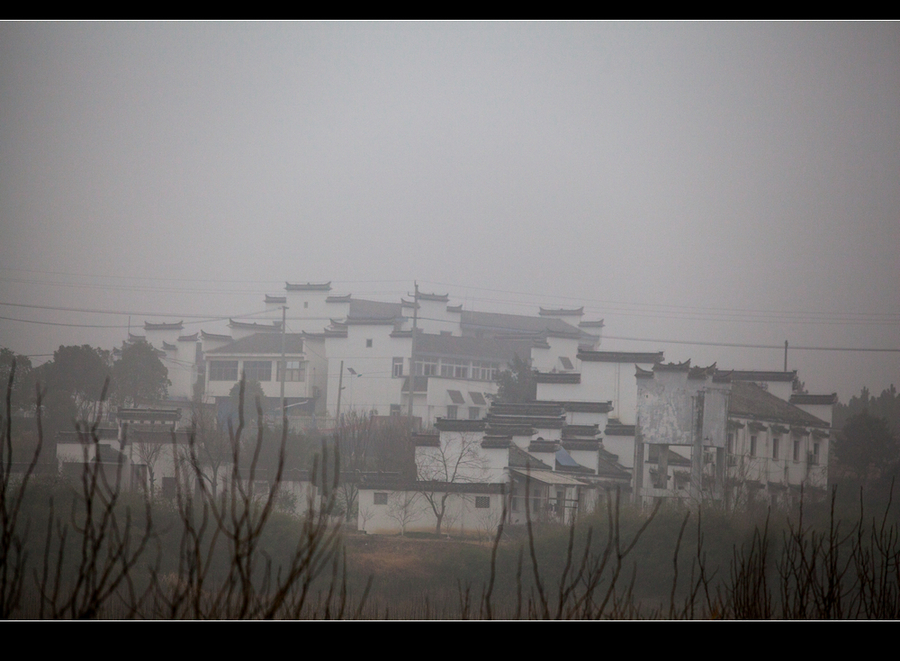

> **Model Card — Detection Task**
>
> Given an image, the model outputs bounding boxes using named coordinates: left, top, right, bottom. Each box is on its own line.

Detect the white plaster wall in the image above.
left=325, top=326, right=410, bottom=417
left=357, top=488, right=504, bottom=537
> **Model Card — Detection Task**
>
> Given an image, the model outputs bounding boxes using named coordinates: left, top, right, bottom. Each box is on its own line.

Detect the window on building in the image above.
left=209, top=361, right=238, bottom=381
left=374, top=492, right=388, bottom=505
left=813, top=442, right=820, bottom=464
left=750, top=435, right=757, bottom=457
left=727, top=433, right=734, bottom=454
left=793, top=439, right=800, bottom=462
left=416, top=359, right=439, bottom=376
left=475, top=496, right=490, bottom=509
left=559, top=356, right=574, bottom=371
left=390, top=404, right=401, bottom=417
left=446, top=405, right=458, bottom=419
left=304, top=302, right=308, bottom=309
left=366, top=339, right=373, bottom=348
left=243, top=361, right=272, bottom=382
left=772, top=437, right=780, bottom=460
left=392, top=357, right=404, bottom=377
left=469, top=407, right=480, bottom=420
left=278, top=360, right=306, bottom=382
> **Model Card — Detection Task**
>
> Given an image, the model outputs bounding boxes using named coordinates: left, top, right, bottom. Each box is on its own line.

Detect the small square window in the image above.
left=374, top=492, right=388, bottom=505
left=475, top=496, right=490, bottom=509
left=392, top=357, right=404, bottom=377
left=750, top=435, right=757, bottom=457
left=793, top=439, right=800, bottom=462
left=446, top=405, right=458, bottom=419
left=366, top=339, right=373, bottom=348
left=469, top=407, right=480, bottom=420
left=304, top=301, right=308, bottom=309
left=772, top=437, right=780, bottom=460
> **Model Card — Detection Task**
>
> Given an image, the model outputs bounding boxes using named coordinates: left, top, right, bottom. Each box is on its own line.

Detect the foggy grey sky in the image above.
left=1, top=22, right=898, bottom=402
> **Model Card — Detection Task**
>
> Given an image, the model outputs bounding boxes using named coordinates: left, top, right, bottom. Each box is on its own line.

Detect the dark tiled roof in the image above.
left=446, top=304, right=463, bottom=313
left=412, top=433, right=440, bottom=447
left=144, top=321, right=183, bottom=331
left=460, top=310, right=584, bottom=339
left=555, top=447, right=594, bottom=474
left=729, top=370, right=797, bottom=383
left=265, top=295, right=287, bottom=304
left=481, top=436, right=512, bottom=449
left=533, top=372, right=581, bottom=384
left=539, top=307, right=583, bottom=317
left=490, top=402, right=564, bottom=417
left=789, top=393, right=838, bottom=406
left=605, top=423, right=635, bottom=436
left=561, top=440, right=600, bottom=452
left=533, top=400, right=614, bottom=414
left=562, top=424, right=600, bottom=438
left=577, top=350, right=664, bottom=363
left=228, top=319, right=282, bottom=332
left=326, top=294, right=352, bottom=303
left=285, top=281, right=331, bottom=291
left=654, top=360, right=692, bottom=372
left=433, top=419, right=486, bottom=432
left=487, top=414, right=564, bottom=429
left=596, top=456, right=631, bottom=481
left=578, top=319, right=606, bottom=328
left=207, top=333, right=304, bottom=356
left=508, top=445, right=552, bottom=470
left=178, top=333, right=198, bottom=342
left=485, top=424, right=536, bottom=437
left=729, top=382, right=828, bottom=428
left=418, top=292, right=449, bottom=302
left=528, top=440, right=559, bottom=453
left=647, top=445, right=692, bottom=466
left=162, top=341, right=177, bottom=351
left=201, top=330, right=232, bottom=341
left=415, top=332, right=534, bottom=362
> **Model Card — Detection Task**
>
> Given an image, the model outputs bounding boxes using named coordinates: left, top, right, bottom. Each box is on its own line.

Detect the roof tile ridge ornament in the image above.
left=538, top=306, right=584, bottom=316
left=654, top=359, right=692, bottom=372
left=177, top=333, right=198, bottom=342
left=417, top=292, right=450, bottom=302
left=144, top=321, right=184, bottom=331
left=688, top=362, right=717, bottom=379
left=285, top=281, right=332, bottom=291
left=200, top=329, right=232, bottom=341
left=446, top=304, right=463, bottom=313
left=326, top=293, right=353, bottom=303
left=635, top=364, right=654, bottom=378
left=264, top=294, right=287, bottom=304
left=228, top=319, right=283, bottom=331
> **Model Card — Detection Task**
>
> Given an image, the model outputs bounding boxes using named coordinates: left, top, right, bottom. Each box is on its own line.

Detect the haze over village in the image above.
left=1, top=22, right=898, bottom=408
left=2, top=21, right=900, bottom=620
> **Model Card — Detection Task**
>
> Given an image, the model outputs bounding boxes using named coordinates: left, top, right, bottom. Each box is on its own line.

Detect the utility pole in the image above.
left=280, top=305, right=287, bottom=422
left=406, top=281, right=419, bottom=429
left=336, top=360, right=344, bottom=426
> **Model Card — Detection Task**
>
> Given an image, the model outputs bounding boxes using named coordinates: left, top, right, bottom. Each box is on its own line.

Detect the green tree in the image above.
left=834, top=411, right=899, bottom=482
left=495, top=354, right=536, bottom=403
left=110, top=341, right=170, bottom=408
left=228, top=378, right=267, bottom=429
left=37, top=345, right=111, bottom=431
left=0, top=348, right=35, bottom=413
